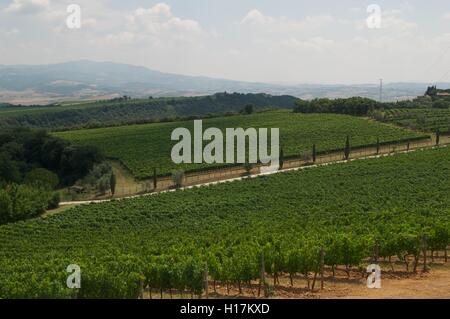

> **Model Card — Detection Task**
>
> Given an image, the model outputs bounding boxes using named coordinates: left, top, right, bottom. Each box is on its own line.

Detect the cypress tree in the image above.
left=110, top=173, right=116, bottom=196
left=312, top=144, right=317, bottom=163
left=344, top=136, right=350, bottom=160
left=436, top=129, right=440, bottom=146
left=153, top=168, right=157, bottom=190
left=376, top=138, right=380, bottom=155
left=279, top=147, right=284, bottom=169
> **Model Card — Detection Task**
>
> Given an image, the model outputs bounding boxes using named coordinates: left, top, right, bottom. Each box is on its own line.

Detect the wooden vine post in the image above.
left=320, top=247, right=325, bottom=290
left=258, top=252, right=268, bottom=297
left=422, top=236, right=428, bottom=273
left=139, top=279, right=144, bottom=299
left=204, top=262, right=209, bottom=299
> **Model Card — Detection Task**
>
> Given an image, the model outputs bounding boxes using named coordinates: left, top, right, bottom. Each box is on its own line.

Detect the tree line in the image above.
left=294, top=94, right=450, bottom=117
left=0, top=128, right=105, bottom=224
left=0, top=93, right=298, bottom=131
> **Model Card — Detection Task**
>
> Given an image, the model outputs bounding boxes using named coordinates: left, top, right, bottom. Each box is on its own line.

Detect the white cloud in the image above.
left=241, top=9, right=274, bottom=25
left=241, top=9, right=333, bottom=31
left=444, top=12, right=450, bottom=20
left=125, top=3, right=202, bottom=37
left=4, top=0, right=49, bottom=14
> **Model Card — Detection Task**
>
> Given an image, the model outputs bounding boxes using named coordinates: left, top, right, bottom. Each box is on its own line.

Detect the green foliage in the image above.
left=55, top=111, right=426, bottom=179
left=171, top=170, right=185, bottom=188
left=432, top=100, right=450, bottom=109
left=312, top=144, right=316, bottom=163
left=383, top=108, right=450, bottom=133
left=77, top=162, right=112, bottom=194
left=0, top=190, right=12, bottom=224
left=0, top=152, right=21, bottom=184
left=0, top=128, right=104, bottom=186
left=0, top=147, right=449, bottom=298
left=344, top=136, right=350, bottom=160
left=0, top=93, right=298, bottom=131
left=425, top=85, right=438, bottom=97
left=294, top=97, right=379, bottom=116
left=242, top=104, right=254, bottom=115
left=48, top=192, right=60, bottom=210
left=24, top=168, right=59, bottom=190
left=110, top=173, right=116, bottom=196
left=279, top=147, right=284, bottom=169
left=0, top=183, right=60, bottom=224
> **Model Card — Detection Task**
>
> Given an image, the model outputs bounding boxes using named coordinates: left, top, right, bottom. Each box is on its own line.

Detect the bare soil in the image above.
left=144, top=261, right=449, bottom=300
left=206, top=262, right=450, bottom=299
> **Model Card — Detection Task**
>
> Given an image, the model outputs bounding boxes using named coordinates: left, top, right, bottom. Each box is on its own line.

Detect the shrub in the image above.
left=0, top=190, right=12, bottom=224
left=24, top=168, right=59, bottom=190
left=172, top=170, right=185, bottom=188
left=48, top=192, right=60, bottom=210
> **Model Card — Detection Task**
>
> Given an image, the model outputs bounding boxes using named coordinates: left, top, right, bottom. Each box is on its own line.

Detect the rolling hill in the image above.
left=0, top=61, right=445, bottom=104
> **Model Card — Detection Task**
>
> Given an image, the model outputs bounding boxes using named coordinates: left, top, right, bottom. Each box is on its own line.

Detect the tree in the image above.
left=312, top=144, right=316, bottom=163
left=243, top=104, right=254, bottom=115
left=110, top=173, right=117, bottom=196
left=0, top=152, right=21, bottom=184
left=98, top=177, right=110, bottom=195
left=376, top=138, right=380, bottom=155
left=279, top=148, right=284, bottom=169
left=153, top=168, right=157, bottom=190
left=172, top=170, right=185, bottom=188
left=425, top=85, right=437, bottom=97
left=293, top=97, right=379, bottom=116
left=0, top=190, right=12, bottom=224
left=48, top=192, right=60, bottom=210
left=344, top=136, right=351, bottom=160
left=436, top=129, right=440, bottom=146
left=432, top=100, right=450, bottom=109
left=8, top=184, right=50, bottom=222
left=24, top=168, right=59, bottom=190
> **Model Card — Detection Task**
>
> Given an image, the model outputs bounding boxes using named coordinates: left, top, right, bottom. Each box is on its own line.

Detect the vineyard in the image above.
left=54, top=110, right=426, bottom=179
left=0, top=146, right=449, bottom=298
left=383, top=108, right=450, bottom=133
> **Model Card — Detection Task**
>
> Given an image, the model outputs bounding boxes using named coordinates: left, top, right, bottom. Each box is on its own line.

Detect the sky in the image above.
left=0, top=0, right=450, bottom=84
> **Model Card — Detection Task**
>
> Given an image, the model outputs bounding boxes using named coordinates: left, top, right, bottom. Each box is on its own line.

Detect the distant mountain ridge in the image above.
left=0, top=61, right=448, bottom=104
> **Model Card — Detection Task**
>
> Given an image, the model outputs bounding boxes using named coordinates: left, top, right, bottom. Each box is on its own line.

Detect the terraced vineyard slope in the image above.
left=55, top=110, right=427, bottom=178
left=383, top=108, right=450, bottom=133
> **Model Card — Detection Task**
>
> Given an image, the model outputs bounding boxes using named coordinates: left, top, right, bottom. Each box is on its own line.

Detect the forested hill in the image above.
left=0, top=93, right=298, bottom=131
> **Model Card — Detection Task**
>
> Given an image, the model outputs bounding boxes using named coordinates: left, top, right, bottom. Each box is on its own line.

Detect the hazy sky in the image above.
left=1, top=0, right=450, bottom=84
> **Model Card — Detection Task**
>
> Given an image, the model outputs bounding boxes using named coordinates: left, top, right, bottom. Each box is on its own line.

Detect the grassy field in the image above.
left=383, top=108, right=450, bottom=133
left=55, top=110, right=427, bottom=178
left=0, top=146, right=449, bottom=298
